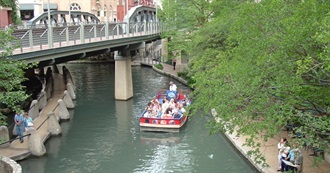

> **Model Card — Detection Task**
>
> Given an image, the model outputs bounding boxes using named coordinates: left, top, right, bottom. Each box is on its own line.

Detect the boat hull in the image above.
left=140, top=116, right=187, bottom=133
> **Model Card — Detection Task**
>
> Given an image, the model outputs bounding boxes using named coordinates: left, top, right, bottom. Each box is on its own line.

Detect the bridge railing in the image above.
left=10, top=22, right=162, bottom=54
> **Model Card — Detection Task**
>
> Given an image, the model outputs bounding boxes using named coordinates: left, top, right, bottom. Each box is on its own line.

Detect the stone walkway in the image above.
left=153, top=62, right=330, bottom=173
left=0, top=73, right=65, bottom=161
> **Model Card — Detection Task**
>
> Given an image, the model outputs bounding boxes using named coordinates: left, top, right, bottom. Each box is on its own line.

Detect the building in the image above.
left=17, top=0, right=155, bottom=24
left=0, top=3, right=13, bottom=27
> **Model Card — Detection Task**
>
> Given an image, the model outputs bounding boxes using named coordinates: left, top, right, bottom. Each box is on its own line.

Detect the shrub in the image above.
left=154, top=64, right=163, bottom=70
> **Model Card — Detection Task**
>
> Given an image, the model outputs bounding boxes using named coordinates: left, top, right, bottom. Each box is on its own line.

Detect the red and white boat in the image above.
left=139, top=89, right=191, bottom=133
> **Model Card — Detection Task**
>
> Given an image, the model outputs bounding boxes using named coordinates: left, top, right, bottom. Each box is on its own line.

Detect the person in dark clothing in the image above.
left=172, top=58, right=177, bottom=70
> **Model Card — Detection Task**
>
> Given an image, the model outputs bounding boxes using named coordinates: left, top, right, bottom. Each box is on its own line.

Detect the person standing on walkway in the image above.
left=23, top=112, right=34, bottom=132
left=277, top=137, right=288, bottom=171
left=14, top=112, right=25, bottom=143
left=172, top=58, right=177, bottom=70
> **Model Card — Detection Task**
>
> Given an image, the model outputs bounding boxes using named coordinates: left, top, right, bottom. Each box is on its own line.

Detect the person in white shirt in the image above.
left=169, top=81, right=177, bottom=91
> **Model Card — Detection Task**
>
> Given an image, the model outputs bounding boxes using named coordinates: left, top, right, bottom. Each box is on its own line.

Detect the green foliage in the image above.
left=161, top=0, right=330, bottom=166
left=177, top=68, right=196, bottom=87
left=154, top=63, right=164, bottom=70
left=0, top=29, right=31, bottom=125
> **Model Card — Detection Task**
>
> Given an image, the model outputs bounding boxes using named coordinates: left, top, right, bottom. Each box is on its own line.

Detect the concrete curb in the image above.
left=210, top=109, right=264, bottom=173
left=151, top=66, right=188, bottom=85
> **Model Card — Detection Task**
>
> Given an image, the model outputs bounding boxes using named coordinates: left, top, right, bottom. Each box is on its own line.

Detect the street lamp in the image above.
left=109, top=5, right=113, bottom=22
left=47, top=0, right=53, bottom=48
left=68, top=0, right=71, bottom=24
left=103, top=0, right=107, bottom=22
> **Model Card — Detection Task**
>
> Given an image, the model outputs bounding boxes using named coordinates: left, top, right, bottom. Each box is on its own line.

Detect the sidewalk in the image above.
left=0, top=73, right=66, bottom=161
left=152, top=62, right=330, bottom=173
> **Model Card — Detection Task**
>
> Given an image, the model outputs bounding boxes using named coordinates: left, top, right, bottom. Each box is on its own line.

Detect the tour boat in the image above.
left=139, top=89, right=191, bottom=133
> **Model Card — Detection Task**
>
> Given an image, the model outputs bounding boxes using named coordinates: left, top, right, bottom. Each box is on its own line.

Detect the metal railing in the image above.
left=11, top=22, right=162, bottom=54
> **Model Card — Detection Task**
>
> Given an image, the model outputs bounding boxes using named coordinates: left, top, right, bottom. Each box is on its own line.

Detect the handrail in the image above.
left=20, top=30, right=29, bottom=40
left=40, top=29, right=48, bottom=38
left=59, top=27, right=67, bottom=35
left=89, top=25, right=95, bottom=32
left=73, top=26, right=81, bottom=34
left=100, top=25, right=106, bottom=32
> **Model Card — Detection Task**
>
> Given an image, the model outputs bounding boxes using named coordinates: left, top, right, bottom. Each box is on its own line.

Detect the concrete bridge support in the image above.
left=114, top=51, right=133, bottom=100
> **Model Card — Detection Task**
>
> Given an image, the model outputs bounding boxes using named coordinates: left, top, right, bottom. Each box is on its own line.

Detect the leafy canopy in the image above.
left=161, top=0, right=330, bottom=166
left=0, top=29, right=31, bottom=125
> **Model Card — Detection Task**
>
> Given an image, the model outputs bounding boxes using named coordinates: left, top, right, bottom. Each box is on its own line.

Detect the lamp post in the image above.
left=109, top=5, right=113, bottom=22
left=68, top=0, right=71, bottom=24
left=103, top=0, right=107, bottom=22
left=47, top=0, right=53, bottom=48
left=126, top=0, right=129, bottom=35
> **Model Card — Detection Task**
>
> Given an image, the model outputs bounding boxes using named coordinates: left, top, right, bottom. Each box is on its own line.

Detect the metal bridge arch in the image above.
left=123, top=5, right=157, bottom=23
left=28, top=11, right=100, bottom=27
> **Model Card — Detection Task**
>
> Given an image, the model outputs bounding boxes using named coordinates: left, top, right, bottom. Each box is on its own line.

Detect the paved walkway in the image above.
left=153, top=62, right=330, bottom=173
left=0, top=73, right=65, bottom=161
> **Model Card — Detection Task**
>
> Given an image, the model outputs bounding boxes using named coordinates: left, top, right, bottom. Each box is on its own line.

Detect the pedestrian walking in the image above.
left=172, top=58, right=177, bottom=70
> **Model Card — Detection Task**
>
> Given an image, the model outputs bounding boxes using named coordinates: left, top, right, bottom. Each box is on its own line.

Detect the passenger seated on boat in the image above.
left=182, top=98, right=190, bottom=106
left=143, top=108, right=153, bottom=118
left=151, top=97, right=159, bottom=105
left=162, top=108, right=173, bottom=119
left=151, top=111, right=158, bottom=118
left=179, top=104, right=186, bottom=112
left=163, top=96, right=169, bottom=103
left=162, top=100, right=168, bottom=112
left=168, top=99, right=176, bottom=108
left=157, top=107, right=163, bottom=118
left=173, top=110, right=181, bottom=119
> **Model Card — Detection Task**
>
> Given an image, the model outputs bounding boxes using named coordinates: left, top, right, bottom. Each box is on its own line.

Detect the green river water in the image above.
left=19, top=63, right=258, bottom=173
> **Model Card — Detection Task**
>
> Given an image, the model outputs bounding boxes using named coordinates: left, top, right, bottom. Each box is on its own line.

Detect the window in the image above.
left=70, top=3, right=81, bottom=11
left=20, top=10, right=34, bottom=20
left=97, top=11, right=100, bottom=17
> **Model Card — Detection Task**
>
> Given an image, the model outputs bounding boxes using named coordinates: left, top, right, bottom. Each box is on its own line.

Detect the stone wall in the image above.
left=0, top=156, right=21, bottom=173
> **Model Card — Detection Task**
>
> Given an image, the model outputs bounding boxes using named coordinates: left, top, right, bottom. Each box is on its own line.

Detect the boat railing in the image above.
left=157, top=89, right=168, bottom=100
left=140, top=116, right=186, bottom=125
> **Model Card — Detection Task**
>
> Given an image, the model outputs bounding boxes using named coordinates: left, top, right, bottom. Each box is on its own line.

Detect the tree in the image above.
left=0, top=29, right=30, bottom=125
left=161, top=0, right=330, bottom=166
left=159, top=0, right=216, bottom=60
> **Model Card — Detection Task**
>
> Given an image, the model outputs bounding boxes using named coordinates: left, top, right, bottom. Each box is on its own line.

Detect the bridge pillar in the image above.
left=114, top=51, right=133, bottom=100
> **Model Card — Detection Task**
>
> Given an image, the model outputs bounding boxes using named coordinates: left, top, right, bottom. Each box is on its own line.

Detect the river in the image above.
left=19, top=63, right=258, bottom=173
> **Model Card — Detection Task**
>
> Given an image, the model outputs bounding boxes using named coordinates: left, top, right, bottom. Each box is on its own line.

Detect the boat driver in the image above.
left=169, top=81, right=177, bottom=91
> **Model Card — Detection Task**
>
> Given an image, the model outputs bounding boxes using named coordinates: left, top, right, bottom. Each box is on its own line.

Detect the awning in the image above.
left=19, top=4, right=34, bottom=10
left=43, top=4, right=58, bottom=10
left=19, top=3, right=58, bottom=10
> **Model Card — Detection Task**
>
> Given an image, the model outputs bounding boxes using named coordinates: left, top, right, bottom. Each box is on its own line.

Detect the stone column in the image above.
left=0, top=126, right=9, bottom=148
left=63, top=90, right=74, bottom=109
left=28, top=100, right=39, bottom=120
left=57, top=99, right=70, bottom=120
left=161, top=38, right=169, bottom=62
left=48, top=112, right=61, bottom=135
left=114, top=51, right=133, bottom=100
left=28, top=131, right=46, bottom=156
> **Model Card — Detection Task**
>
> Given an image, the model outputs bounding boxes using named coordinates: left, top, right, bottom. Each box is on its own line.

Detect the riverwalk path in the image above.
left=0, top=73, right=66, bottom=161
left=153, top=62, right=330, bottom=173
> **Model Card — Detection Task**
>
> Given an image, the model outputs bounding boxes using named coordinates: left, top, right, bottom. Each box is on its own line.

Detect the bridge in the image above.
left=6, top=6, right=163, bottom=100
